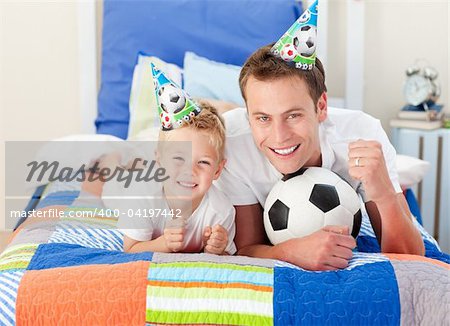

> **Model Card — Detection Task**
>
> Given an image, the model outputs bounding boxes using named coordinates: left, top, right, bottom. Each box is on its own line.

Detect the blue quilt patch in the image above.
left=35, top=191, right=80, bottom=209
left=273, top=261, right=400, bottom=325
left=357, top=235, right=381, bottom=253
left=424, top=242, right=450, bottom=263
left=27, top=243, right=153, bottom=270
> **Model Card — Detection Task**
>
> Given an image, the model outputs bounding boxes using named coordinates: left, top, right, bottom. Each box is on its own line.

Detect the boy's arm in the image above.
left=123, top=234, right=171, bottom=253
left=123, top=227, right=185, bottom=253
left=235, top=204, right=356, bottom=271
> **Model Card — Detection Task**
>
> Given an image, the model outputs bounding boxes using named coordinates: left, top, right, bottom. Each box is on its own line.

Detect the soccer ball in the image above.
left=263, top=167, right=362, bottom=245
left=293, top=25, right=317, bottom=57
left=158, top=84, right=186, bottom=114
left=160, top=111, right=173, bottom=129
left=280, top=43, right=298, bottom=61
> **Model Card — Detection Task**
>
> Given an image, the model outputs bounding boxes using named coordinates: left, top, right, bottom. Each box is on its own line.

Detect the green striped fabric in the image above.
left=146, top=310, right=272, bottom=326
left=151, top=261, right=273, bottom=273
left=0, top=243, right=39, bottom=271
left=146, top=261, right=274, bottom=325
left=148, top=286, right=272, bottom=302
left=62, top=207, right=118, bottom=228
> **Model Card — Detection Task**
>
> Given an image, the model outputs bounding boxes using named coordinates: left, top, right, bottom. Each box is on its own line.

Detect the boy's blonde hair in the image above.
left=158, top=100, right=226, bottom=161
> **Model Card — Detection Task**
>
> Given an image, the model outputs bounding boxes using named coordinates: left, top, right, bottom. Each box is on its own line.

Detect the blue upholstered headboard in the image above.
left=96, top=0, right=302, bottom=138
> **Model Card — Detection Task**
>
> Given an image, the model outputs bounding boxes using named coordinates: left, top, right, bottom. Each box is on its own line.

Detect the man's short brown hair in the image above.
left=239, top=44, right=327, bottom=105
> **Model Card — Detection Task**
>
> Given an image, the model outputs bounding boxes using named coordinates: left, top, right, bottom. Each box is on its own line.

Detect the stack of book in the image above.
left=390, top=103, right=444, bottom=130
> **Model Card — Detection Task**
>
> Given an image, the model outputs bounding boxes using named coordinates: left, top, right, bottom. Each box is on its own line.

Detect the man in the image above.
left=217, top=44, right=425, bottom=270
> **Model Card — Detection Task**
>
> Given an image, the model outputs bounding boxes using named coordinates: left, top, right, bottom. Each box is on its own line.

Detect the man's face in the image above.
left=245, top=75, right=327, bottom=175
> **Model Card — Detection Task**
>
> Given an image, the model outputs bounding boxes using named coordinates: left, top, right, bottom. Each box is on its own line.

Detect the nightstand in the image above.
left=391, top=128, right=449, bottom=252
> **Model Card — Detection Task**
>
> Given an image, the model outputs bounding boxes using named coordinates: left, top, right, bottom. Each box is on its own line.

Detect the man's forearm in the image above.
left=238, top=244, right=279, bottom=259
left=374, top=194, right=425, bottom=255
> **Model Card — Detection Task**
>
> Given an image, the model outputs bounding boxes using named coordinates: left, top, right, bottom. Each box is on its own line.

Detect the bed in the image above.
left=1, top=0, right=449, bottom=325
left=2, top=179, right=448, bottom=325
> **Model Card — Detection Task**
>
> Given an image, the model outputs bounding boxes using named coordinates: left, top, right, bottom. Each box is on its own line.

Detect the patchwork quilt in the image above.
left=0, top=182, right=449, bottom=325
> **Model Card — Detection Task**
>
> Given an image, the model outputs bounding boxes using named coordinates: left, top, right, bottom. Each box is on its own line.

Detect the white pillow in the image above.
left=129, top=126, right=160, bottom=141
left=396, top=154, right=430, bottom=188
left=28, top=134, right=144, bottom=190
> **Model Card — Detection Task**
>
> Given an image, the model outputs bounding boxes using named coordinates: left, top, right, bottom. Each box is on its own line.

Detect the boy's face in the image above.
left=245, top=75, right=327, bottom=175
left=158, top=127, right=225, bottom=206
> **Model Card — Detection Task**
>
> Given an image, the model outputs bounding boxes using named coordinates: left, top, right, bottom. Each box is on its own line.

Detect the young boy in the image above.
left=101, top=66, right=236, bottom=255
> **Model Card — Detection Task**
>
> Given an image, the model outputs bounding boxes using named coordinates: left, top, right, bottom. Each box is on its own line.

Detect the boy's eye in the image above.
left=198, top=160, right=211, bottom=166
left=173, top=156, right=185, bottom=162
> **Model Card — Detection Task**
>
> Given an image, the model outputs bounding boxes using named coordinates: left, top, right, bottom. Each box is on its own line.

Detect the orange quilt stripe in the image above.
left=148, top=280, right=273, bottom=292
left=385, top=253, right=449, bottom=270
left=16, top=261, right=149, bottom=326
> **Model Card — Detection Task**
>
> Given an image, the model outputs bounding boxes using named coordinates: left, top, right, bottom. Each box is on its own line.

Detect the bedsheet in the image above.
left=1, top=184, right=448, bottom=325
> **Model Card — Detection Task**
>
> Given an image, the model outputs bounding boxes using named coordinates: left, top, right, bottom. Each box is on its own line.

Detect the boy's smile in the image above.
left=177, top=181, right=197, bottom=188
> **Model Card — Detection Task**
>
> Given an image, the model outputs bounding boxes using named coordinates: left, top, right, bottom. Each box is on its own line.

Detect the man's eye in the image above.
left=288, top=113, right=299, bottom=119
left=173, top=156, right=185, bottom=161
left=258, top=116, right=269, bottom=122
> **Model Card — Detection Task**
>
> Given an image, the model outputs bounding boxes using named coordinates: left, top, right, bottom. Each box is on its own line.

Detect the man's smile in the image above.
left=270, top=144, right=300, bottom=156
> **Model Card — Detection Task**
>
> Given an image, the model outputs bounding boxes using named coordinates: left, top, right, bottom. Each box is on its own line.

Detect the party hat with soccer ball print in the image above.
left=151, top=63, right=202, bottom=130
left=271, top=0, right=318, bottom=70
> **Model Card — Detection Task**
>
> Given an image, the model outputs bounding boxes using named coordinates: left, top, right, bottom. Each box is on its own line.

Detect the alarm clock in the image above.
left=403, top=65, right=441, bottom=107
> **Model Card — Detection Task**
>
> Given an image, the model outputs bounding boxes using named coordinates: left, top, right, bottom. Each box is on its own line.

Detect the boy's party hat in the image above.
left=271, top=0, right=318, bottom=70
left=151, top=63, right=202, bottom=130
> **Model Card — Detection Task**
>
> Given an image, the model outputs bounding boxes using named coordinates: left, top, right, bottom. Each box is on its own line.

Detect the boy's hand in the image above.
left=203, top=225, right=228, bottom=255
left=163, top=227, right=185, bottom=252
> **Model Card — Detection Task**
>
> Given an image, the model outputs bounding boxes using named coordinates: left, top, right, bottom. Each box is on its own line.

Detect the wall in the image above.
left=327, top=0, right=347, bottom=100
left=365, top=0, right=448, bottom=132
left=0, top=0, right=448, bottom=230
left=325, top=0, right=448, bottom=133
left=0, top=1, right=82, bottom=230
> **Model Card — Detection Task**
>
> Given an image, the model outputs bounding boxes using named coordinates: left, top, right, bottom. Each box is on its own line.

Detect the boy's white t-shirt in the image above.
left=216, top=107, right=402, bottom=207
left=102, top=180, right=236, bottom=254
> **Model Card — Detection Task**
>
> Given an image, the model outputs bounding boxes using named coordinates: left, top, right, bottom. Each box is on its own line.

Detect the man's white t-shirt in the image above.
left=102, top=180, right=237, bottom=254
left=216, top=107, right=402, bottom=207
